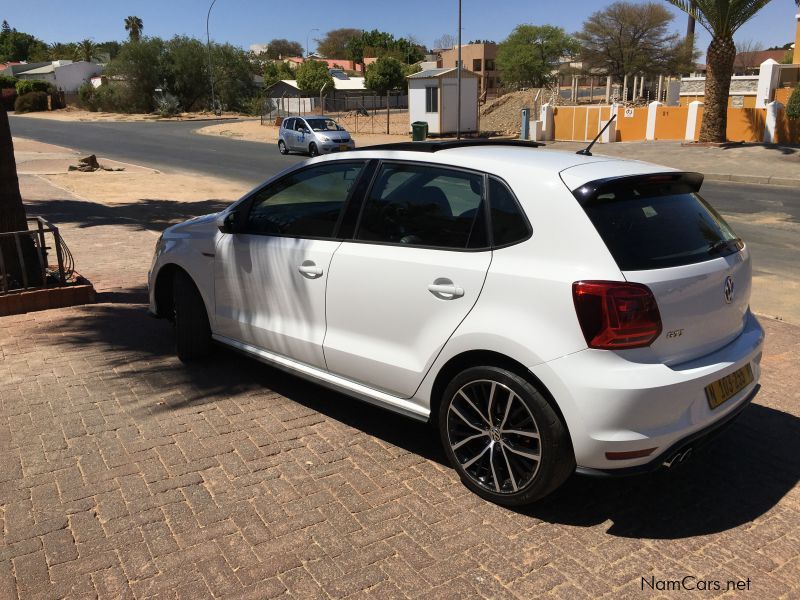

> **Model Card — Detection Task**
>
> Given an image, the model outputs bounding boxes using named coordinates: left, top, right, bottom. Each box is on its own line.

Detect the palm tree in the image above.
left=124, top=16, right=144, bottom=42
left=74, top=39, right=98, bottom=62
left=666, top=1, right=774, bottom=143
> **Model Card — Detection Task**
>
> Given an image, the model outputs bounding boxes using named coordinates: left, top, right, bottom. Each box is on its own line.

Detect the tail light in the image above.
left=572, top=281, right=662, bottom=349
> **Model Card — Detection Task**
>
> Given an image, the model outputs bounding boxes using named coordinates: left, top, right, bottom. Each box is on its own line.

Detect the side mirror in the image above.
left=216, top=210, right=240, bottom=234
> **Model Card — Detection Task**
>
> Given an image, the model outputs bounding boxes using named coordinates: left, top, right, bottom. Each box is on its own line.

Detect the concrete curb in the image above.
left=703, top=173, right=800, bottom=188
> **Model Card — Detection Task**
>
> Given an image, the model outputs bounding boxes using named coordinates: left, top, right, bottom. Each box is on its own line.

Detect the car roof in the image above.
left=315, top=145, right=673, bottom=188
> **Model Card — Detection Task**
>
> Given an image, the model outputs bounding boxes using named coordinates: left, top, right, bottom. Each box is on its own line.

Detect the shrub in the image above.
left=14, top=91, right=48, bottom=113
left=0, top=74, right=18, bottom=89
left=241, top=95, right=265, bottom=116
left=15, top=79, right=53, bottom=96
left=786, top=87, right=800, bottom=122
left=92, top=85, right=124, bottom=112
left=77, top=82, right=96, bottom=110
left=154, top=92, right=181, bottom=116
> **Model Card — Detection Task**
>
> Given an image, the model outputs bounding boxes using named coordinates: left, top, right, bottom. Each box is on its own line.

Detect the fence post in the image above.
left=764, top=101, right=782, bottom=144
left=601, top=105, right=617, bottom=143
left=755, top=59, right=781, bottom=108
left=646, top=100, right=663, bottom=141
left=685, top=101, right=703, bottom=141
left=539, top=103, right=554, bottom=141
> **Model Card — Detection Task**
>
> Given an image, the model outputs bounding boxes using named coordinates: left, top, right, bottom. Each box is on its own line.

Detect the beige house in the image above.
left=438, top=43, right=499, bottom=100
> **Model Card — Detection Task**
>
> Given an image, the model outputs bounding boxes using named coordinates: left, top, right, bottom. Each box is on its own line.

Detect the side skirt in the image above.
left=212, top=334, right=431, bottom=422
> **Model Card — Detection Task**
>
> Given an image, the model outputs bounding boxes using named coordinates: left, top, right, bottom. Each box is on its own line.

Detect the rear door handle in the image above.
left=428, top=283, right=464, bottom=299
left=298, top=261, right=323, bottom=278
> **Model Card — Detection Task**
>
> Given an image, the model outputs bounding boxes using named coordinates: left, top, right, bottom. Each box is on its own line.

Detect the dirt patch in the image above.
left=197, top=120, right=409, bottom=147
left=479, top=89, right=565, bottom=134
left=12, top=107, right=244, bottom=123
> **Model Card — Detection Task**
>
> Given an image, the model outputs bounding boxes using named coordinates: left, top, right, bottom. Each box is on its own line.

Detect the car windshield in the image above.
left=306, top=118, right=340, bottom=132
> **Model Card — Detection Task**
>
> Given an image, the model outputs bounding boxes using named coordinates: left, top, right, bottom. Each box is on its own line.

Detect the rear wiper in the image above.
left=708, top=238, right=742, bottom=255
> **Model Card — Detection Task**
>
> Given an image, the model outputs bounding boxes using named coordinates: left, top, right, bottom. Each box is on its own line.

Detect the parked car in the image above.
left=148, top=141, right=763, bottom=506
left=278, top=116, right=355, bottom=156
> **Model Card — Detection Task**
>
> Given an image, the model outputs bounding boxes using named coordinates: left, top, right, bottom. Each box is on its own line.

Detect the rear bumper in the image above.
left=576, top=383, right=759, bottom=477
left=530, top=311, right=765, bottom=471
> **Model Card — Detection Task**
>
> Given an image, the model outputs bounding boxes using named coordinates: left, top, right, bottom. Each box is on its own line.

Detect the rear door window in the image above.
left=356, top=163, right=487, bottom=250
left=576, top=178, right=740, bottom=271
left=489, top=177, right=530, bottom=247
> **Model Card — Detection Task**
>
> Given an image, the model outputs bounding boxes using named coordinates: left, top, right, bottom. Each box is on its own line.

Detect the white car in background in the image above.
left=148, top=140, right=763, bottom=506
left=278, top=116, right=355, bottom=156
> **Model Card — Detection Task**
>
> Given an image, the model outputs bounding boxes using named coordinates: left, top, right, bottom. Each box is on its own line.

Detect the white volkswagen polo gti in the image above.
left=148, top=141, right=764, bottom=506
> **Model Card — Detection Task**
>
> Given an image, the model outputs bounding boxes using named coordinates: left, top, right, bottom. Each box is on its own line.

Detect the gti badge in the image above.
left=724, top=276, right=735, bottom=304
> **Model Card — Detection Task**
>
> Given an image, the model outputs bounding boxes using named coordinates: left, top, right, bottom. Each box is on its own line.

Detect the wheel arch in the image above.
left=428, top=350, right=569, bottom=435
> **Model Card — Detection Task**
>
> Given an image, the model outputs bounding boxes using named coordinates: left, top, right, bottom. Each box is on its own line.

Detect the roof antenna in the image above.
left=576, top=113, right=617, bottom=157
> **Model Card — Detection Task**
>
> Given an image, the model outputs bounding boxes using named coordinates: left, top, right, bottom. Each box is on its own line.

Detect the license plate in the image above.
left=705, top=364, right=754, bottom=409
left=339, top=145, right=349, bottom=151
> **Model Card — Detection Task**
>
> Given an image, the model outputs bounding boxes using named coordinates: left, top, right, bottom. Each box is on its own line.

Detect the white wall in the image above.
left=54, top=62, right=102, bottom=92
left=408, top=79, right=439, bottom=133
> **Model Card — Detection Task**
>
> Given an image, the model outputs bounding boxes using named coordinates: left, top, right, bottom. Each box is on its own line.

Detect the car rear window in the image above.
left=577, top=179, right=741, bottom=271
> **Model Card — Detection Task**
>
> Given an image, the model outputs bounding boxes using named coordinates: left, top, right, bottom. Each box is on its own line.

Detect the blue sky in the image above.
left=3, top=0, right=797, bottom=56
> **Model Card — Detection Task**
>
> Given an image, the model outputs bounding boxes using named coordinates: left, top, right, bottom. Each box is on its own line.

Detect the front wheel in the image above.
left=278, top=140, right=288, bottom=155
left=308, top=143, right=319, bottom=157
left=439, top=366, right=574, bottom=506
left=173, top=270, right=213, bottom=362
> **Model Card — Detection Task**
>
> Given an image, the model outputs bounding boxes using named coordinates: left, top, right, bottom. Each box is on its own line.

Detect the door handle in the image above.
left=428, top=283, right=464, bottom=299
left=297, top=261, right=323, bottom=278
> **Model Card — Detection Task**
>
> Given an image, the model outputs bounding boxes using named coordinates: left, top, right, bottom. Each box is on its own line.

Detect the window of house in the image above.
left=356, top=163, right=487, bottom=250
left=485, top=59, right=495, bottom=71
left=425, top=87, right=439, bottom=113
left=472, top=59, right=482, bottom=72
left=246, top=162, right=365, bottom=238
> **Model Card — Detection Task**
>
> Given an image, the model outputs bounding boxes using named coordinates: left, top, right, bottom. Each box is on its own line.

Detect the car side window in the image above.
left=356, top=163, right=487, bottom=250
left=282, top=118, right=293, bottom=130
left=246, top=162, right=365, bottom=238
left=295, top=120, right=307, bottom=132
left=489, top=177, right=531, bottom=247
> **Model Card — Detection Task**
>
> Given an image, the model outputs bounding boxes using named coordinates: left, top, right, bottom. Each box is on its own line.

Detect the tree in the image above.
left=209, top=43, right=258, bottom=112
left=364, top=57, right=405, bottom=94
left=786, top=86, right=800, bottom=121
left=0, top=24, right=47, bottom=62
left=47, top=42, right=77, bottom=60
left=295, top=60, right=334, bottom=94
left=124, top=16, right=144, bottom=42
left=734, top=39, right=764, bottom=73
left=96, top=41, right=122, bottom=61
left=0, top=105, right=41, bottom=288
left=105, top=38, right=165, bottom=112
left=263, top=61, right=294, bottom=88
left=264, top=38, right=303, bottom=59
left=163, top=36, right=209, bottom=111
left=433, top=33, right=456, bottom=50
left=576, top=2, right=689, bottom=82
left=75, top=39, right=99, bottom=62
left=497, top=25, right=579, bottom=88
left=666, top=0, right=774, bottom=143
left=316, top=28, right=362, bottom=59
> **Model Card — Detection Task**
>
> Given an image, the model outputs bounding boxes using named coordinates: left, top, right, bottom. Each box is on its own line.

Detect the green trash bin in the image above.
left=411, top=121, right=428, bottom=141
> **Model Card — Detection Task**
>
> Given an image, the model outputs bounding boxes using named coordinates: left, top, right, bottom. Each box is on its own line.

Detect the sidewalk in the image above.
left=547, top=140, right=800, bottom=187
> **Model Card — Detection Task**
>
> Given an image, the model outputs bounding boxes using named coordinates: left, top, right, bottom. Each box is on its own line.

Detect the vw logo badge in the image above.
left=724, top=276, right=735, bottom=304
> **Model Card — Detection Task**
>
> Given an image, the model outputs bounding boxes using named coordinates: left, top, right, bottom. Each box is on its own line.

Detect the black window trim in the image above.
left=487, top=174, right=533, bottom=250
left=238, top=159, right=371, bottom=242
left=349, top=159, right=492, bottom=253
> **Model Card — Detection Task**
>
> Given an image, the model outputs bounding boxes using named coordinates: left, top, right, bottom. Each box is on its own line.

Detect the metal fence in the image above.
left=0, top=217, right=74, bottom=295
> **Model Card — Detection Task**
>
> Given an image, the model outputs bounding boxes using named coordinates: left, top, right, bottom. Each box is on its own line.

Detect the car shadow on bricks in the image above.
left=523, top=402, right=800, bottom=538
left=50, top=302, right=447, bottom=465
left=48, top=302, right=799, bottom=536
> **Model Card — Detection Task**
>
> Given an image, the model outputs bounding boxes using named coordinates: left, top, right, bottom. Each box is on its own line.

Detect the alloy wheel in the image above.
left=446, top=379, right=542, bottom=494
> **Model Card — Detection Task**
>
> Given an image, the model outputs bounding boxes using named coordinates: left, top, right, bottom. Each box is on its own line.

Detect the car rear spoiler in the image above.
left=571, top=172, right=705, bottom=206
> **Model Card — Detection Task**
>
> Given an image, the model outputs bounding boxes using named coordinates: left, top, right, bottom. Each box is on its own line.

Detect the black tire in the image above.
left=278, top=140, right=288, bottom=155
left=172, top=270, right=213, bottom=362
left=308, top=143, right=319, bottom=157
left=438, top=366, right=574, bottom=506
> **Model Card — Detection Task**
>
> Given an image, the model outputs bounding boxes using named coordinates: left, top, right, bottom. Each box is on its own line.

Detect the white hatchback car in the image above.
left=148, top=141, right=764, bottom=505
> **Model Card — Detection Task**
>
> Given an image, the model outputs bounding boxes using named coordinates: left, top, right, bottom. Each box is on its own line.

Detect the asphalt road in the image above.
left=10, top=115, right=799, bottom=321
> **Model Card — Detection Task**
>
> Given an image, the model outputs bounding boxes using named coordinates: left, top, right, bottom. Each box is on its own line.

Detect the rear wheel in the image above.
left=308, top=143, right=319, bottom=157
left=278, top=140, right=288, bottom=155
left=439, top=366, right=574, bottom=506
left=173, top=270, right=212, bottom=362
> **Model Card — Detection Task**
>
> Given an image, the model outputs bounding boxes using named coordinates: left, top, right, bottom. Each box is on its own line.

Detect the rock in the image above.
left=78, top=155, right=100, bottom=169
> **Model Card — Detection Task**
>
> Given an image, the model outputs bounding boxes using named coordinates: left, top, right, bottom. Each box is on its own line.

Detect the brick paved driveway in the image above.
left=1, top=177, right=798, bottom=599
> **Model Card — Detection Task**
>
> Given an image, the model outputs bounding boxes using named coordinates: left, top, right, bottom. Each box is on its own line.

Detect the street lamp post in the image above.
left=306, top=28, right=320, bottom=58
left=456, top=0, right=462, bottom=139
left=206, top=0, right=219, bottom=115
